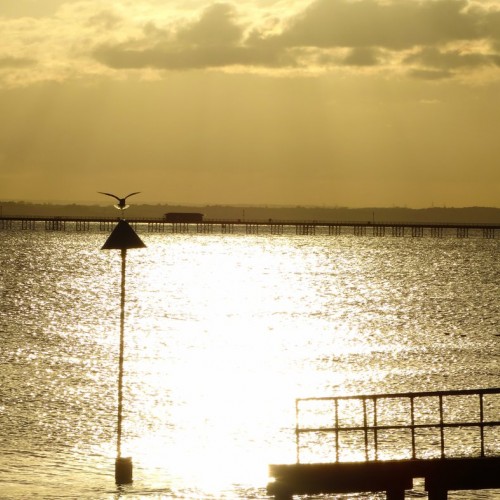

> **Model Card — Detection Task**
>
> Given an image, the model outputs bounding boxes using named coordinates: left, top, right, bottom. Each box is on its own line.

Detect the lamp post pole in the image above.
left=117, top=247, right=126, bottom=460
left=101, top=219, right=146, bottom=485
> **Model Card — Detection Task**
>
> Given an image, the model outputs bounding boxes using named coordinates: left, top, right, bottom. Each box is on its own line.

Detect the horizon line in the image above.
left=1, top=200, right=500, bottom=211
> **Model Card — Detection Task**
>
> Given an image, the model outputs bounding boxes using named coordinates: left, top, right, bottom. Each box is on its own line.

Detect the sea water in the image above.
left=0, top=225, right=499, bottom=499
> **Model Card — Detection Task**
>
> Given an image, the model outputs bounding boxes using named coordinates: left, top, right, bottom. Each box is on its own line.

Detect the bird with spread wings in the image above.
left=98, top=192, right=140, bottom=212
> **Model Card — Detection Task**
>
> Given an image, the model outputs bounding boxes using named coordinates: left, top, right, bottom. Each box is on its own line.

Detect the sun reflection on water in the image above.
left=115, top=235, right=489, bottom=491
left=104, top=236, right=352, bottom=494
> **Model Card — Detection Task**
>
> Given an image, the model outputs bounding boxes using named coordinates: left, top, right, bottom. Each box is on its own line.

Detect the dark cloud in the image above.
left=94, top=44, right=291, bottom=70
left=273, top=0, right=477, bottom=50
left=92, top=0, right=500, bottom=77
left=176, top=3, right=242, bottom=47
left=408, top=68, right=453, bottom=80
left=0, top=56, right=36, bottom=68
left=86, top=10, right=122, bottom=30
left=342, top=47, right=382, bottom=66
left=474, top=5, right=500, bottom=40
left=405, top=47, right=500, bottom=70
left=0, top=0, right=64, bottom=18
left=94, top=3, right=293, bottom=69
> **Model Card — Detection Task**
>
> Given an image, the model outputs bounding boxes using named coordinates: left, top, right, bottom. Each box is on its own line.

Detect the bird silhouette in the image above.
left=98, top=191, right=140, bottom=211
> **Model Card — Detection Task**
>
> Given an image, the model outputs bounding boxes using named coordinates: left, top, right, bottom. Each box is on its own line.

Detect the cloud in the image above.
left=89, top=0, right=500, bottom=81
left=94, top=3, right=294, bottom=70
left=94, top=44, right=292, bottom=70
left=342, top=47, right=383, bottom=67
left=274, top=0, right=475, bottom=49
left=3, top=0, right=500, bottom=84
left=0, top=56, right=36, bottom=68
left=176, top=3, right=242, bottom=47
left=0, top=0, right=66, bottom=18
left=405, top=46, right=500, bottom=71
left=86, top=10, right=123, bottom=30
left=408, top=68, right=453, bottom=80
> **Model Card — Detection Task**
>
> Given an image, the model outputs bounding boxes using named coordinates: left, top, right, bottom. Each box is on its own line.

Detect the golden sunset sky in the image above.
left=1, top=0, right=499, bottom=207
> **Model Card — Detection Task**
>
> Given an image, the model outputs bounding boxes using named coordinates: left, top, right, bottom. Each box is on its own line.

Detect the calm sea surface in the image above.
left=0, top=225, right=499, bottom=499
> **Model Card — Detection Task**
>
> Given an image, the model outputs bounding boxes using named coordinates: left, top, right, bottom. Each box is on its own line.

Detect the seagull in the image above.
left=98, top=191, right=140, bottom=211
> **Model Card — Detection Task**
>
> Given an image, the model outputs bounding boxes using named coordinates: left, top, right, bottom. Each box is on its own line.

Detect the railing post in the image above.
left=295, top=399, right=300, bottom=464
left=439, top=394, right=445, bottom=458
left=373, top=397, right=378, bottom=461
left=363, top=398, right=369, bottom=461
left=479, top=392, right=485, bottom=458
left=335, top=399, right=339, bottom=462
left=410, top=396, right=416, bottom=459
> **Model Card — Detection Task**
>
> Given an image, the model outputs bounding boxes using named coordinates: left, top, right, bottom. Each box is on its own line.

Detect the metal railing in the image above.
left=295, top=388, right=500, bottom=463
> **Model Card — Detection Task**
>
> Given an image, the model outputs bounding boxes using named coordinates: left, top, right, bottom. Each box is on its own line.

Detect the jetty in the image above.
left=0, top=216, right=498, bottom=238
left=267, top=388, right=500, bottom=499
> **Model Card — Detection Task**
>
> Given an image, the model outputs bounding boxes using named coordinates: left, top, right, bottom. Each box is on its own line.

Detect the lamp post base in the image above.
left=115, top=456, right=133, bottom=485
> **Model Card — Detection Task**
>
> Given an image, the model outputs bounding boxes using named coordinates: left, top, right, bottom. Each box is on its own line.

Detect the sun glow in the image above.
left=112, top=237, right=319, bottom=492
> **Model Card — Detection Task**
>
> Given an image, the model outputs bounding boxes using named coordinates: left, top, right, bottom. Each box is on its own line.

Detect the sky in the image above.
left=1, top=0, right=499, bottom=208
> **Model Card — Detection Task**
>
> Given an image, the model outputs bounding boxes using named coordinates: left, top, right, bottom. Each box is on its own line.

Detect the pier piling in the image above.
left=392, top=226, right=405, bottom=237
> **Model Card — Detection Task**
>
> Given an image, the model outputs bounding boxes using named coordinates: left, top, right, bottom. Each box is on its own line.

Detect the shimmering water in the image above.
left=0, top=226, right=499, bottom=499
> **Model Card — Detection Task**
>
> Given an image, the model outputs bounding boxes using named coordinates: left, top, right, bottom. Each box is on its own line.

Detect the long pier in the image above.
left=268, top=388, right=500, bottom=499
left=0, top=216, right=498, bottom=238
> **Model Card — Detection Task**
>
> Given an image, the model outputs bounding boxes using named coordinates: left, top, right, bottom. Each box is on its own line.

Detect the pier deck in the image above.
left=0, top=216, right=498, bottom=238
left=268, top=457, right=500, bottom=499
left=267, top=388, right=500, bottom=499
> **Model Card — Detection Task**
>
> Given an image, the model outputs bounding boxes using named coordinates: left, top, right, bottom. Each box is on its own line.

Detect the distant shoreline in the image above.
left=0, top=201, right=499, bottom=224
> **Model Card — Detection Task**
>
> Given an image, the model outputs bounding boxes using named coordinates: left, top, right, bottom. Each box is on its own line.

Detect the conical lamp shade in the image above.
left=101, top=220, right=146, bottom=250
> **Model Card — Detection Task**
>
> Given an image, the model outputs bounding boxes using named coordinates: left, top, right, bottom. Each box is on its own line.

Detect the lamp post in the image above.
left=101, top=219, right=146, bottom=484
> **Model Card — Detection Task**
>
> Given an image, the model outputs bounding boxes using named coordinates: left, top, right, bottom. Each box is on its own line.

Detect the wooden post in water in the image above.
left=101, top=219, right=146, bottom=485
left=386, top=489, right=406, bottom=500
left=427, top=489, right=448, bottom=500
